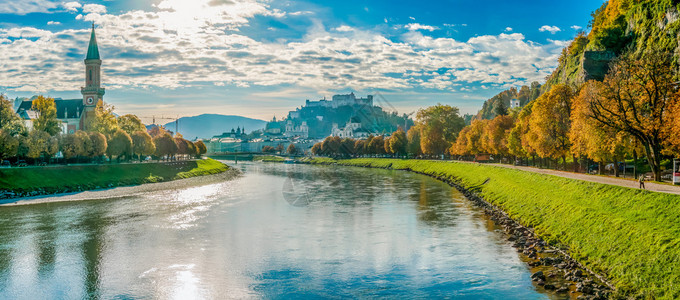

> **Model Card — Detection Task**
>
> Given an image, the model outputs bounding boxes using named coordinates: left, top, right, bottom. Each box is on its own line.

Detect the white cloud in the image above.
left=0, top=0, right=563, bottom=95
left=334, top=25, right=353, bottom=32
left=62, top=1, right=81, bottom=12
left=571, top=25, right=582, bottom=31
left=0, top=0, right=59, bottom=14
left=47, top=21, right=61, bottom=25
left=405, top=23, right=438, bottom=32
left=82, top=4, right=106, bottom=14
left=505, top=27, right=512, bottom=31
left=409, top=16, right=415, bottom=20
left=539, top=25, right=561, bottom=34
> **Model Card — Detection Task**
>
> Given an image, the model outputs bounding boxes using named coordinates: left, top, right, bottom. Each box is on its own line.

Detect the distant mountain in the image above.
left=160, top=114, right=267, bottom=140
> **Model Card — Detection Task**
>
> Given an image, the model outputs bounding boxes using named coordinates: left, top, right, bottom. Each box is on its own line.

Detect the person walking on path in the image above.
left=639, top=174, right=646, bottom=189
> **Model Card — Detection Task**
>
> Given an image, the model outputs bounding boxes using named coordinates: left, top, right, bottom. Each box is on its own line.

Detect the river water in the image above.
left=0, top=162, right=549, bottom=299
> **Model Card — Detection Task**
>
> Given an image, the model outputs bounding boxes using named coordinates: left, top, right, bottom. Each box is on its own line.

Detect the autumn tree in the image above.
left=311, top=143, right=322, bottom=156
left=588, top=51, right=679, bottom=181
left=32, top=96, right=61, bottom=136
left=528, top=84, right=575, bottom=169
left=340, top=138, right=355, bottom=157
left=153, top=132, right=177, bottom=160
left=482, top=115, right=515, bottom=160
left=194, top=140, right=207, bottom=157
left=107, top=129, right=132, bottom=162
left=131, top=130, right=155, bottom=161
left=353, top=139, right=366, bottom=156
left=416, top=104, right=465, bottom=156
left=174, top=137, right=189, bottom=159
left=389, top=127, right=407, bottom=156
left=287, top=143, right=298, bottom=155
left=450, top=126, right=471, bottom=156
left=88, top=132, right=107, bottom=161
left=368, top=135, right=386, bottom=155
left=507, top=100, right=537, bottom=163
left=25, top=130, right=58, bottom=163
left=464, top=119, right=487, bottom=156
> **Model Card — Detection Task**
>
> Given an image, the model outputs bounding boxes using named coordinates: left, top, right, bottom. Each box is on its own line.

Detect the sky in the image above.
left=0, top=0, right=606, bottom=122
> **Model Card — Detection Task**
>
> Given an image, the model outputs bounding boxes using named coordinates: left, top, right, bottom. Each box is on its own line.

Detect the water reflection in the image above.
left=0, top=162, right=547, bottom=299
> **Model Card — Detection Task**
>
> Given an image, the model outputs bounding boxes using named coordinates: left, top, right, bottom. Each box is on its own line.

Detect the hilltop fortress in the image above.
left=288, top=92, right=373, bottom=119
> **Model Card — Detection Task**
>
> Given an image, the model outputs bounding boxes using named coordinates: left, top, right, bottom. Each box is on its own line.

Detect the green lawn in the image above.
left=0, top=158, right=229, bottom=193
left=307, top=157, right=680, bottom=299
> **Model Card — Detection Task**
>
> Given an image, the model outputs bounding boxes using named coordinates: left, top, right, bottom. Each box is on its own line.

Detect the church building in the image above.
left=15, top=24, right=105, bottom=134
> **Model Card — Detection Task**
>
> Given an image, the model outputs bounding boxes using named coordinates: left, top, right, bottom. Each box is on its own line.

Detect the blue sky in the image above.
left=0, top=0, right=605, bottom=121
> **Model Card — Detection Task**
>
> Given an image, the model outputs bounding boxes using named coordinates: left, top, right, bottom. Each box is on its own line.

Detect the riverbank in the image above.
left=303, top=158, right=679, bottom=299
left=0, top=158, right=231, bottom=200
left=0, top=167, right=241, bottom=206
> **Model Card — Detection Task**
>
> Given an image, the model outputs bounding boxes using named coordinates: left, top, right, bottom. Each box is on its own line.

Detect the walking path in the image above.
left=486, top=163, right=680, bottom=195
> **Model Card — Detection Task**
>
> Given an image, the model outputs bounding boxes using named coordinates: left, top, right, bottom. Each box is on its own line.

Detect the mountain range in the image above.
left=160, top=114, right=267, bottom=140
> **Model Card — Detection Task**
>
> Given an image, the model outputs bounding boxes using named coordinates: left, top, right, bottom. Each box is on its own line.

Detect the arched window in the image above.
left=89, top=69, right=92, bottom=82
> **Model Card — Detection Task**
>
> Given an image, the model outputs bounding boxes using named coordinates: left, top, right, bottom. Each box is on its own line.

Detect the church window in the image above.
left=89, top=69, right=92, bottom=82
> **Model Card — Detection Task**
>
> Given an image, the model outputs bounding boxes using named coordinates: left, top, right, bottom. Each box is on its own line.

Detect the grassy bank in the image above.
left=0, top=158, right=230, bottom=196
left=253, top=155, right=286, bottom=162
left=306, top=157, right=680, bottom=298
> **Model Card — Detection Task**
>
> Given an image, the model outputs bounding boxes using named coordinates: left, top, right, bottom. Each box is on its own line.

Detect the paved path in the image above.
left=483, top=163, right=680, bottom=195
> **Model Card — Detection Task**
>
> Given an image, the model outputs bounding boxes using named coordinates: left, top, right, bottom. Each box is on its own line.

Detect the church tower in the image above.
left=80, top=23, right=105, bottom=130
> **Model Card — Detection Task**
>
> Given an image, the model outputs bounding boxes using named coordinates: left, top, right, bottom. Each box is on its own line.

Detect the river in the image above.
left=0, top=162, right=550, bottom=299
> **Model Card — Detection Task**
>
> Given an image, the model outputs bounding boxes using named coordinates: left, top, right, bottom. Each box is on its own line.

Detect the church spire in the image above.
left=86, top=23, right=100, bottom=60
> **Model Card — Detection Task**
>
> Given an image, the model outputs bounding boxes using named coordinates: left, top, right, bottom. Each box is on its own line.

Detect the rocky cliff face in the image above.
left=544, top=0, right=680, bottom=92
left=579, top=50, right=616, bottom=82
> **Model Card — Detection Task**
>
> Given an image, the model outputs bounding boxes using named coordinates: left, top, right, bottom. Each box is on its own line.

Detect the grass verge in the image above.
left=306, top=157, right=680, bottom=299
left=0, top=158, right=230, bottom=195
left=253, top=155, right=285, bottom=162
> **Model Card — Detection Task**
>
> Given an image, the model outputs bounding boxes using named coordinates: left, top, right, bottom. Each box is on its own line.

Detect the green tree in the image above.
left=106, top=129, right=132, bottom=162
left=31, top=96, right=61, bottom=136
left=59, top=133, right=83, bottom=160
left=86, top=101, right=118, bottom=136
left=368, top=135, right=385, bottom=155
left=0, top=129, right=19, bottom=160
left=118, top=114, right=146, bottom=135
left=389, top=127, right=407, bottom=156
left=406, top=125, right=422, bottom=156
left=25, top=130, right=58, bottom=163
left=0, top=95, right=27, bottom=136
left=416, top=104, right=465, bottom=156
left=131, top=130, right=155, bottom=161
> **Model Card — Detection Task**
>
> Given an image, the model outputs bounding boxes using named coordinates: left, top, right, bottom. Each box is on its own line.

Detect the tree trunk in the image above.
left=573, top=154, right=578, bottom=173
left=614, top=160, right=620, bottom=177
left=632, top=149, right=638, bottom=179
left=642, top=142, right=662, bottom=182
left=598, top=161, right=604, bottom=175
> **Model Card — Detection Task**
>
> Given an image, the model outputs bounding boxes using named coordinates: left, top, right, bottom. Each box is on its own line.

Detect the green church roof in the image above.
left=86, top=24, right=100, bottom=60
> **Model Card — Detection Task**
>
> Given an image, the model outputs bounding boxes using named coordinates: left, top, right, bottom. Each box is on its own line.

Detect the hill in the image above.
left=545, top=0, right=680, bottom=91
left=162, top=114, right=266, bottom=140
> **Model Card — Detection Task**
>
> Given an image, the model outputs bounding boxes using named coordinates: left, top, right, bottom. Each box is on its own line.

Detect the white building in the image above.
left=510, top=98, right=520, bottom=109
left=284, top=120, right=309, bottom=138
left=331, top=117, right=370, bottom=139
